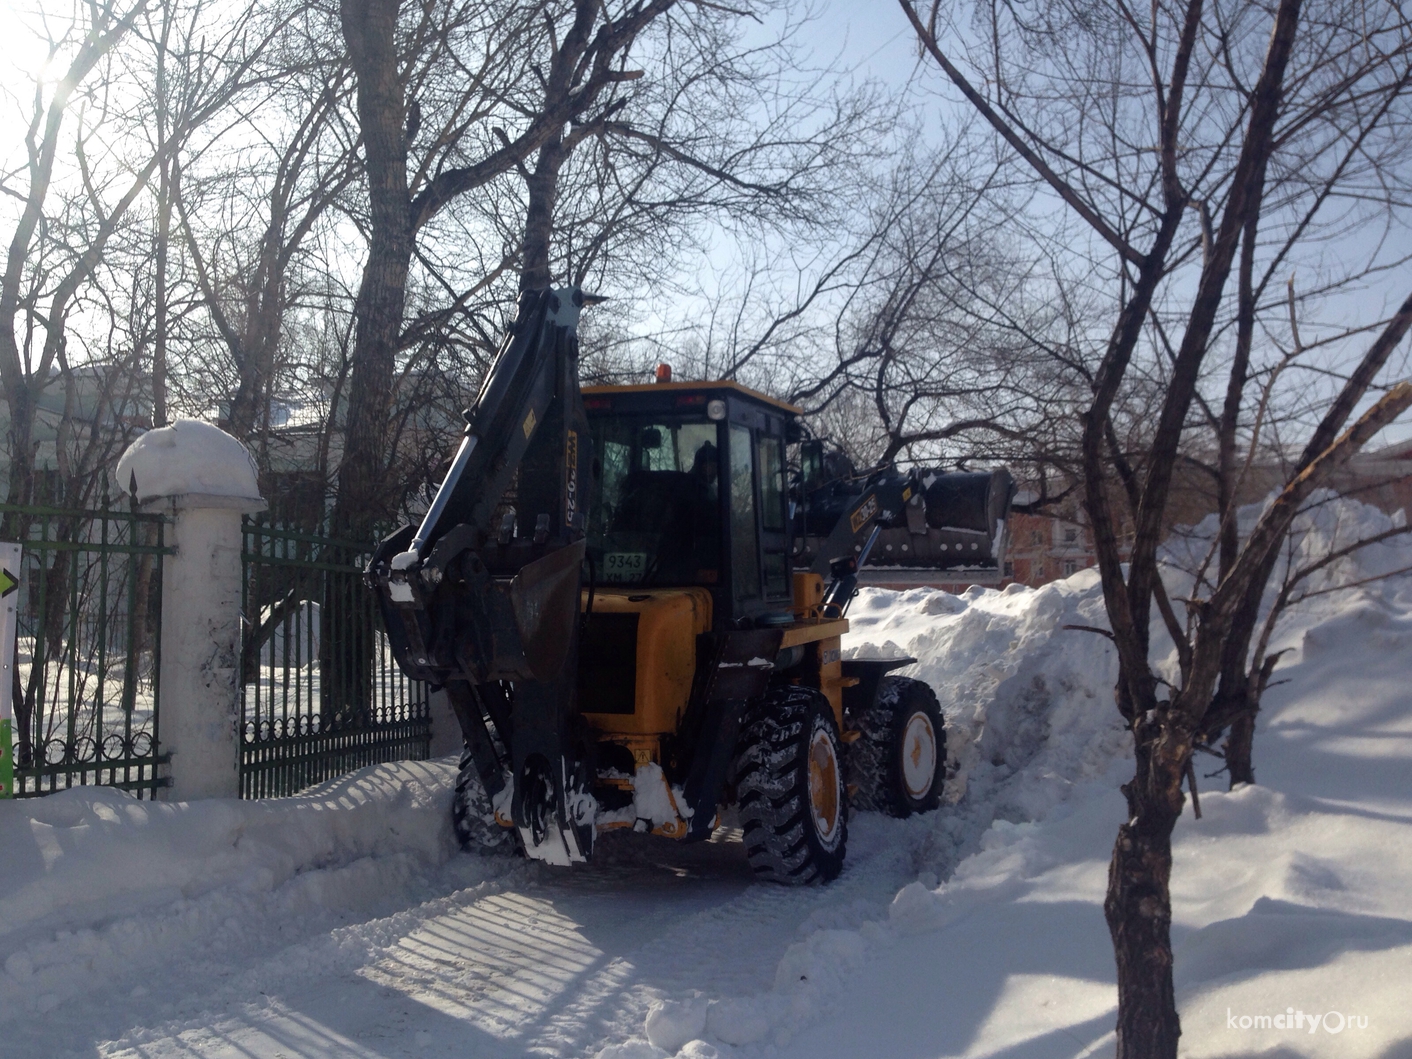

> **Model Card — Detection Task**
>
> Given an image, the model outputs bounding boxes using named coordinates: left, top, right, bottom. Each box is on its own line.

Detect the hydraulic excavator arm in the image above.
left=366, top=286, right=596, bottom=865
left=809, top=477, right=912, bottom=614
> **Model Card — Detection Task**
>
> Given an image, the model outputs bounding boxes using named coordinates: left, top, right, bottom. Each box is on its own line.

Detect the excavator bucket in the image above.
left=508, top=539, right=586, bottom=682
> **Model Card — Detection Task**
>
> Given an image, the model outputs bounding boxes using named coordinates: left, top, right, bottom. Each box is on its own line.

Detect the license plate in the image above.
left=602, top=551, right=647, bottom=583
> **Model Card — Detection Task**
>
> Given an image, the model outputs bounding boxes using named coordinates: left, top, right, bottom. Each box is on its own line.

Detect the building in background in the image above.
left=1337, top=439, right=1412, bottom=517
left=0, top=364, right=150, bottom=503
left=1004, top=497, right=1096, bottom=587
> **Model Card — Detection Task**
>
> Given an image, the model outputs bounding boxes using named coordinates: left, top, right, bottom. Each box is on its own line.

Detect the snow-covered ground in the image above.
left=2, top=497, right=1409, bottom=1059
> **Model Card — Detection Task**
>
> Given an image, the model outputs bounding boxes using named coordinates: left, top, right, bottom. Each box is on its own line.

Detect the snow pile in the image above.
left=845, top=575, right=1128, bottom=835
left=610, top=493, right=1412, bottom=1059
left=1162, top=487, right=1407, bottom=623
left=115, top=419, right=261, bottom=502
left=1162, top=487, right=1408, bottom=585
left=758, top=603, right=1412, bottom=1059
left=1153, top=489, right=1410, bottom=686
left=0, top=759, right=460, bottom=1020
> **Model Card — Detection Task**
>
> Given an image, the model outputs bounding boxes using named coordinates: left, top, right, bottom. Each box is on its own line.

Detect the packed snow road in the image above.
left=0, top=779, right=938, bottom=1059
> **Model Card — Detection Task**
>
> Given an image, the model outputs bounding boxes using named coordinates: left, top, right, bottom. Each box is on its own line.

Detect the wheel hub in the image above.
left=808, top=728, right=842, bottom=845
left=901, top=710, right=937, bottom=799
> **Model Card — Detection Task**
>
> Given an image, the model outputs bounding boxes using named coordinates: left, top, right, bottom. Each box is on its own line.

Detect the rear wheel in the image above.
left=847, top=676, right=945, bottom=818
left=452, top=749, right=517, bottom=855
left=733, top=686, right=847, bottom=885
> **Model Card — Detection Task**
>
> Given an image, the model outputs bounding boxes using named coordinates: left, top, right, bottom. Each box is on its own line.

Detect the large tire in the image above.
left=733, top=686, right=847, bottom=885
left=847, top=676, right=945, bottom=818
left=452, top=749, right=517, bottom=855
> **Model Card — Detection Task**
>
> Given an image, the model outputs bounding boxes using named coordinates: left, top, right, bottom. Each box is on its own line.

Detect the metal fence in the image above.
left=240, top=519, right=430, bottom=797
left=0, top=492, right=171, bottom=797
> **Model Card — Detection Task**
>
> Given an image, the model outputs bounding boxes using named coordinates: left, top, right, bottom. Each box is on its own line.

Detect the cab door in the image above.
left=725, top=409, right=792, bottom=621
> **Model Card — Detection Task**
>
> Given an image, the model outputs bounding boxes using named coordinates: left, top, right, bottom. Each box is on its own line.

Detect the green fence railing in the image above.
left=0, top=493, right=172, bottom=798
left=240, top=519, right=430, bottom=798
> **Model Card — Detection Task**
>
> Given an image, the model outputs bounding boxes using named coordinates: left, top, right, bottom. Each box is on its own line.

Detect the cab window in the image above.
left=729, top=424, right=760, bottom=600
left=757, top=436, right=785, bottom=532
left=587, top=417, right=720, bottom=585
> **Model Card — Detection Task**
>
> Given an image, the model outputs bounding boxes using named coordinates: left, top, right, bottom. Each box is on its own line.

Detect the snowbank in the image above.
left=0, top=760, right=460, bottom=1020
left=1158, top=488, right=1409, bottom=667
left=610, top=493, right=1412, bottom=1059
left=846, top=573, right=1128, bottom=830
left=115, top=419, right=261, bottom=502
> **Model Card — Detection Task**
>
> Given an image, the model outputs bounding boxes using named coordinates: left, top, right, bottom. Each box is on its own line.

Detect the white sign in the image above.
left=0, top=541, right=19, bottom=799
left=602, top=551, right=647, bottom=583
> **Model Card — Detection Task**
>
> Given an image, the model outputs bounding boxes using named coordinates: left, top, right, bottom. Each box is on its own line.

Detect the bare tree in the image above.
left=332, top=0, right=885, bottom=538
left=0, top=0, right=152, bottom=510
left=902, top=0, right=1412, bottom=1053
left=787, top=142, right=1093, bottom=471
left=0, top=0, right=289, bottom=508
left=169, top=2, right=360, bottom=454
left=332, top=0, right=641, bottom=539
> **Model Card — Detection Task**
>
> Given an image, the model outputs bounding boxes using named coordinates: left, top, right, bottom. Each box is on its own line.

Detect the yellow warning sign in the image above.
left=849, top=494, right=878, bottom=534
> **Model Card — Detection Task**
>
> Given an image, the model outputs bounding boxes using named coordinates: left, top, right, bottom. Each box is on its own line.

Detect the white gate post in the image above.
left=116, top=421, right=265, bottom=800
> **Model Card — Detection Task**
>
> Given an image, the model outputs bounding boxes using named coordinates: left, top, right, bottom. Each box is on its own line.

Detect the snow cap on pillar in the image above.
left=116, top=419, right=262, bottom=509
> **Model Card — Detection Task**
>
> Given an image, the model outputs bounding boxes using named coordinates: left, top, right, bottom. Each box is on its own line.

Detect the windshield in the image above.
left=587, top=417, right=721, bottom=585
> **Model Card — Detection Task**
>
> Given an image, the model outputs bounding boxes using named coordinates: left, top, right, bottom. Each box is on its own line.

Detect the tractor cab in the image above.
left=581, top=380, right=800, bottom=630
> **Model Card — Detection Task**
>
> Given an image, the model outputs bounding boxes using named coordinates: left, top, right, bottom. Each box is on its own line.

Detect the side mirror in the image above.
left=640, top=427, right=663, bottom=450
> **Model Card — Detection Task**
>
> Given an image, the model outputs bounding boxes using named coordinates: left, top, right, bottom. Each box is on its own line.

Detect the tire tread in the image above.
left=733, top=686, right=847, bottom=885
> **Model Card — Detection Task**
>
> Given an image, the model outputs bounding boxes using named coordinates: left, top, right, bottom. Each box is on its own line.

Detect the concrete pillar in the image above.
left=116, top=421, right=265, bottom=800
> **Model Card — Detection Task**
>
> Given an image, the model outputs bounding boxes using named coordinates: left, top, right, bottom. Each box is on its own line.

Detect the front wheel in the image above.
left=847, top=676, right=945, bottom=818
left=733, top=687, right=847, bottom=885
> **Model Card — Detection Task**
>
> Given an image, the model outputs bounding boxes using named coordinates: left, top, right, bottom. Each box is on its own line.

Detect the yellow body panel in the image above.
left=773, top=617, right=850, bottom=723
left=778, top=617, right=849, bottom=648
left=816, top=635, right=846, bottom=725
left=578, top=592, right=851, bottom=758
left=791, top=572, right=826, bottom=617
left=579, top=588, right=712, bottom=736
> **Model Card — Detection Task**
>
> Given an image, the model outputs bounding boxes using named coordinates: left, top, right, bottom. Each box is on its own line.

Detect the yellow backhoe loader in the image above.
left=367, top=287, right=1012, bottom=883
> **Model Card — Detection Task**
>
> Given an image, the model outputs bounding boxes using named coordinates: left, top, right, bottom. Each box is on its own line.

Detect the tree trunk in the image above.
left=3, top=384, right=37, bottom=510
left=153, top=6, right=173, bottom=431
left=224, top=297, right=282, bottom=442
left=1105, top=713, right=1190, bottom=1059
left=520, top=133, right=568, bottom=291
left=332, top=0, right=411, bottom=543
left=1223, top=709, right=1256, bottom=787
left=1216, top=216, right=1259, bottom=580
left=326, top=0, right=412, bottom=720
left=154, top=162, right=171, bottom=430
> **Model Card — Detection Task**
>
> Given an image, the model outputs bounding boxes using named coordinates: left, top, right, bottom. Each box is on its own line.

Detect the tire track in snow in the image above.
left=22, top=815, right=935, bottom=1059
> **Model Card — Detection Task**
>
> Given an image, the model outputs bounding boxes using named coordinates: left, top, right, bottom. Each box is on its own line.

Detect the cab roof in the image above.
left=580, top=380, right=801, bottom=416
